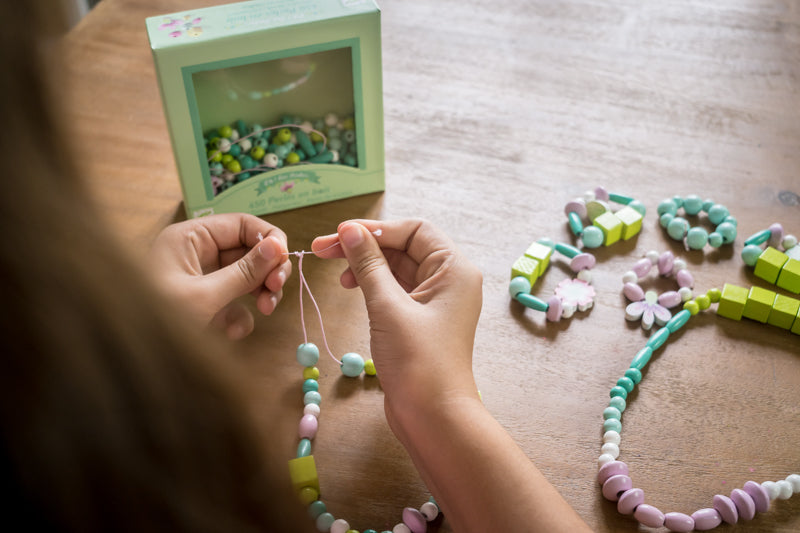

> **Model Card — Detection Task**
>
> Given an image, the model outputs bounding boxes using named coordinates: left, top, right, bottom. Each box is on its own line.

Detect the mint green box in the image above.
left=146, top=0, right=384, bottom=218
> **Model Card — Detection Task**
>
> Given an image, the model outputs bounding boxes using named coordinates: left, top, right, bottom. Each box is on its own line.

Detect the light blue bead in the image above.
left=303, top=391, right=321, bottom=406
left=716, top=221, right=737, bottom=243
left=617, top=376, right=635, bottom=393
left=537, top=237, right=556, bottom=249
left=659, top=212, right=674, bottom=229
left=609, top=395, right=626, bottom=413
left=741, top=244, right=763, bottom=266
left=627, top=199, right=646, bottom=216
left=582, top=226, right=604, bottom=248
left=610, top=386, right=628, bottom=400
left=744, top=228, right=771, bottom=246
left=707, top=204, right=730, bottom=225
left=555, top=242, right=582, bottom=258
left=666, top=309, right=691, bottom=333
left=609, top=192, right=634, bottom=205
left=315, top=512, right=335, bottom=531
left=568, top=211, right=584, bottom=236
left=363, top=530, right=378, bottom=533
left=516, top=293, right=548, bottom=312
left=657, top=199, right=677, bottom=216
left=302, top=379, right=319, bottom=394
left=708, top=232, right=724, bottom=248
left=686, top=226, right=709, bottom=249
left=341, top=353, right=365, bottom=377
left=624, top=367, right=642, bottom=385
left=603, top=418, right=622, bottom=433
left=308, top=500, right=327, bottom=520
left=701, top=199, right=714, bottom=212
left=646, top=327, right=670, bottom=350
left=672, top=195, right=684, bottom=208
left=603, top=406, right=622, bottom=420
left=509, top=276, right=532, bottom=297
left=630, top=346, right=653, bottom=369
left=667, top=217, right=689, bottom=240
left=297, top=343, right=320, bottom=367
left=297, top=438, right=312, bottom=458
left=723, top=215, right=737, bottom=227
left=683, top=194, right=704, bottom=215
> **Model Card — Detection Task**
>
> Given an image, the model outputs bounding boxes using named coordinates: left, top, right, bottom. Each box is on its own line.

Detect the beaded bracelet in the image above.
left=509, top=239, right=596, bottom=321
left=741, top=223, right=800, bottom=294
left=597, top=285, right=799, bottom=531
left=656, top=195, right=737, bottom=250
left=622, top=251, right=694, bottom=330
left=564, top=186, right=646, bottom=248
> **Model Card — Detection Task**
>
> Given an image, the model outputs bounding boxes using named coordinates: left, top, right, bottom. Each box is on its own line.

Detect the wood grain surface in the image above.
left=63, top=1, right=799, bottom=531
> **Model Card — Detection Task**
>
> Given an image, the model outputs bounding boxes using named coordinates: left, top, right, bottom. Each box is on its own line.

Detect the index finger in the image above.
left=193, top=213, right=288, bottom=252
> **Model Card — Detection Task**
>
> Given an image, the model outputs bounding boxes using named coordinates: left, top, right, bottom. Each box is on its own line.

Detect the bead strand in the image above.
left=564, top=186, right=646, bottom=248
left=657, top=195, right=737, bottom=250
left=741, top=223, right=800, bottom=294
left=622, top=250, right=694, bottom=330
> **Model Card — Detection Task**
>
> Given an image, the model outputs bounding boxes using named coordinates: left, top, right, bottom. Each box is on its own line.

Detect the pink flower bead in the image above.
left=298, top=414, right=318, bottom=439
left=657, top=290, right=682, bottom=308
left=691, top=508, right=722, bottom=530
left=623, top=282, right=645, bottom=302
left=602, top=474, right=632, bottom=501
left=632, top=258, right=652, bottom=278
left=617, top=488, right=644, bottom=515
left=675, top=269, right=693, bottom=288
left=597, top=460, right=629, bottom=484
left=664, top=512, right=694, bottom=532
left=712, top=494, right=738, bottom=524
left=743, top=480, right=770, bottom=512
left=730, top=488, right=756, bottom=520
left=634, top=504, right=665, bottom=528
left=657, top=251, right=674, bottom=275
left=564, top=199, right=586, bottom=218
left=402, top=507, right=427, bottom=533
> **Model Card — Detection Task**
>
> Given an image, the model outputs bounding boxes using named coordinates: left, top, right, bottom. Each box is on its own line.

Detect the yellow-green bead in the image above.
left=286, top=152, right=301, bottom=165
left=303, top=366, right=320, bottom=380
left=364, top=359, right=376, bottom=376
left=707, top=288, right=722, bottom=303
left=695, top=294, right=711, bottom=310
left=250, top=146, right=265, bottom=160
left=345, top=530, right=359, bottom=533
left=683, top=300, right=700, bottom=315
left=221, top=154, right=234, bottom=165
left=225, top=160, right=242, bottom=173
left=218, top=125, right=233, bottom=138
left=207, top=149, right=222, bottom=162
left=298, top=486, right=318, bottom=505
left=274, top=127, right=292, bottom=144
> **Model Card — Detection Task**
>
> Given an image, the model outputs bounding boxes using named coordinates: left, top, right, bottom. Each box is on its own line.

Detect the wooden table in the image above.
left=64, top=1, right=799, bottom=531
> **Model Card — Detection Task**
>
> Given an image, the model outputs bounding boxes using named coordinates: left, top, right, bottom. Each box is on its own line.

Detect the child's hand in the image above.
left=312, top=219, right=483, bottom=421
left=149, top=214, right=292, bottom=340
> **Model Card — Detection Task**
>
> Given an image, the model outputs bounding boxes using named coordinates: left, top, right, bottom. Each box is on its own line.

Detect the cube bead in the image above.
left=615, top=205, right=644, bottom=240
left=594, top=212, right=623, bottom=246
left=753, top=246, right=788, bottom=285
left=524, top=241, right=553, bottom=276
left=511, top=255, right=540, bottom=285
left=717, top=284, right=748, bottom=321
left=792, top=306, right=800, bottom=335
left=776, top=257, right=800, bottom=294
left=768, top=294, right=800, bottom=330
left=743, top=286, right=776, bottom=324
left=288, top=455, right=320, bottom=494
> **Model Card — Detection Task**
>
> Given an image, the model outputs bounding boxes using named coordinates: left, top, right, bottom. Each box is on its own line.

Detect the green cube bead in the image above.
left=524, top=241, right=553, bottom=276
left=288, top=455, right=319, bottom=493
left=743, top=286, right=776, bottom=323
left=593, top=212, right=623, bottom=246
left=615, top=205, right=643, bottom=240
left=717, top=283, right=748, bottom=321
left=754, top=246, right=788, bottom=284
left=511, top=255, right=539, bottom=285
left=768, top=293, right=800, bottom=330
left=777, top=257, right=800, bottom=294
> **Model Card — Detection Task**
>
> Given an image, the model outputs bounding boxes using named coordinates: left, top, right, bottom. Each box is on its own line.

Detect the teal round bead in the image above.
left=581, top=226, right=604, bottom=248
left=627, top=199, right=646, bottom=216
left=610, top=386, right=628, bottom=400
left=308, top=500, right=327, bottom=519
left=616, top=376, right=635, bottom=393
left=297, top=343, right=320, bottom=367
left=686, top=226, right=709, bottom=249
left=716, top=221, right=737, bottom=243
left=683, top=194, right=704, bottom=215
left=657, top=199, right=678, bottom=216
left=624, top=367, right=642, bottom=385
left=509, top=276, right=532, bottom=297
left=303, top=391, right=321, bottom=406
left=363, top=530, right=378, bottom=533
left=603, top=406, right=622, bottom=420
left=603, top=418, right=622, bottom=433
left=707, top=204, right=729, bottom=225
left=315, top=512, right=335, bottom=531
left=708, top=232, right=724, bottom=248
left=302, top=379, right=319, bottom=394
left=667, top=217, right=689, bottom=240
left=701, top=199, right=714, bottom=211
left=723, top=215, right=737, bottom=227
left=741, top=244, right=763, bottom=266
left=228, top=144, right=242, bottom=157
left=659, top=212, right=674, bottom=228
left=297, top=438, right=312, bottom=458
left=609, top=395, right=626, bottom=413
left=341, top=352, right=365, bottom=377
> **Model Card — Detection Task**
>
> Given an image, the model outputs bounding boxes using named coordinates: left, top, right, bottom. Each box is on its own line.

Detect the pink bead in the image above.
left=594, top=186, right=610, bottom=202
left=730, top=488, right=756, bottom=520
left=768, top=222, right=784, bottom=248
left=743, top=481, right=770, bottom=513
left=602, top=474, right=632, bottom=501
left=691, top=508, right=722, bottom=530
left=570, top=253, right=596, bottom=272
left=657, top=251, right=674, bottom=275
left=564, top=199, right=587, bottom=218
left=617, top=488, right=644, bottom=515
left=657, top=290, right=682, bottom=308
left=713, top=494, right=738, bottom=524
left=664, top=512, right=694, bottom=532
left=298, top=414, right=318, bottom=439
left=632, top=258, right=652, bottom=278
left=623, top=282, right=645, bottom=302
left=597, top=460, right=629, bottom=484
left=545, top=295, right=562, bottom=321
left=402, top=507, right=427, bottom=533
left=675, top=269, right=693, bottom=288
left=634, top=504, right=665, bottom=527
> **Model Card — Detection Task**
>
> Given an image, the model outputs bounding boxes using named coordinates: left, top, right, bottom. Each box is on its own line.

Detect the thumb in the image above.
left=204, top=235, right=285, bottom=304
left=338, top=222, right=405, bottom=304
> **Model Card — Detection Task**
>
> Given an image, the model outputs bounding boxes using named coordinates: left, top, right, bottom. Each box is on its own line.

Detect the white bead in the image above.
left=303, top=403, right=321, bottom=417
left=393, top=523, right=411, bottom=533
left=330, top=149, right=340, bottom=163
left=238, top=138, right=252, bottom=152
left=300, top=121, right=314, bottom=133
left=776, top=480, right=793, bottom=499
left=577, top=270, right=592, bottom=283
left=783, top=234, right=798, bottom=250
left=420, top=501, right=439, bottom=521
left=325, top=112, right=339, bottom=127
left=330, top=519, right=350, bottom=533
left=583, top=190, right=596, bottom=202
left=672, top=258, right=687, bottom=272
left=762, top=480, right=780, bottom=500
left=645, top=250, right=660, bottom=264
left=603, top=430, right=621, bottom=445
left=678, top=286, right=693, bottom=302
left=229, top=129, right=240, bottom=141
left=601, top=442, right=620, bottom=459
left=597, top=453, right=616, bottom=467
left=218, top=138, right=231, bottom=152
left=622, top=271, right=638, bottom=284
left=786, top=474, right=800, bottom=492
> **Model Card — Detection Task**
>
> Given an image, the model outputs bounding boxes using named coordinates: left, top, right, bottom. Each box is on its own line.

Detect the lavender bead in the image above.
left=768, top=222, right=784, bottom=248
left=570, top=253, right=596, bottom=272
left=730, top=488, right=756, bottom=520
left=402, top=507, right=427, bottom=533
left=298, top=414, right=319, bottom=439
left=602, top=474, right=632, bottom=501
left=657, top=290, right=682, bottom=308
left=564, top=199, right=587, bottom=218
left=657, top=251, right=674, bottom=275
left=617, top=488, right=644, bottom=515
left=712, top=494, right=738, bottom=524
left=594, top=186, right=610, bottom=202
left=664, top=512, right=694, bottom=532
left=675, top=269, right=693, bottom=288
left=691, top=508, right=722, bottom=530
left=632, top=258, right=652, bottom=278
left=634, top=504, right=665, bottom=528
left=597, top=461, right=629, bottom=484
left=743, top=481, right=770, bottom=512
left=545, top=295, right=562, bottom=322
left=623, top=282, right=645, bottom=302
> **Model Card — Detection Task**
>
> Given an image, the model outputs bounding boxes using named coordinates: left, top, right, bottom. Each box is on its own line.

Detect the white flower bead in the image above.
left=603, top=430, right=621, bottom=445
left=672, top=258, right=687, bottom=272
left=786, top=474, right=800, bottom=492
left=420, top=501, right=439, bottom=521
left=577, top=270, right=592, bottom=283
left=393, top=523, right=411, bottom=533
left=645, top=250, right=660, bottom=264
left=678, top=286, right=693, bottom=302
left=776, top=479, right=793, bottom=499
left=601, top=442, right=620, bottom=459
left=330, top=519, right=350, bottom=533
left=597, top=453, right=616, bottom=468
left=303, top=403, right=321, bottom=417
left=561, top=303, right=577, bottom=319
left=622, top=271, right=638, bottom=284
left=762, top=480, right=780, bottom=500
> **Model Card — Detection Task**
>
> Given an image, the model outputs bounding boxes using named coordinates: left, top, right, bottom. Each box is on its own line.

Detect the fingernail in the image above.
left=259, top=239, right=277, bottom=261
left=340, top=223, right=364, bottom=248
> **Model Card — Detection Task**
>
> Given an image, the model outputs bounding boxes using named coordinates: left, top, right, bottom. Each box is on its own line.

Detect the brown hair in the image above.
left=0, top=2, right=309, bottom=531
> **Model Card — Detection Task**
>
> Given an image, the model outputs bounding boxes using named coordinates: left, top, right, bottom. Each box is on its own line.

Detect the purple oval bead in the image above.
left=570, top=252, right=596, bottom=272
left=594, top=186, right=609, bottom=202
left=623, top=282, right=645, bottom=302
left=692, top=508, right=722, bottom=530
left=402, top=507, right=427, bottom=533
left=617, top=488, right=644, bottom=515
left=713, top=494, right=738, bottom=524
left=632, top=258, right=652, bottom=278
left=664, top=512, right=694, bottom=532
left=634, top=504, right=665, bottom=528
left=675, top=269, right=693, bottom=288
left=564, top=199, right=586, bottom=218
left=657, top=290, right=682, bottom=308
left=298, top=414, right=318, bottom=439
left=657, top=251, right=674, bottom=275
left=597, top=461, right=629, bottom=484
left=545, top=295, right=562, bottom=321
left=743, top=481, right=770, bottom=513
left=602, top=474, right=632, bottom=502
left=730, top=488, right=756, bottom=520
left=768, top=222, right=784, bottom=248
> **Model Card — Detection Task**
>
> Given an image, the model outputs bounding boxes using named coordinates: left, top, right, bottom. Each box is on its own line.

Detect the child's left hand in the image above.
left=148, top=214, right=292, bottom=339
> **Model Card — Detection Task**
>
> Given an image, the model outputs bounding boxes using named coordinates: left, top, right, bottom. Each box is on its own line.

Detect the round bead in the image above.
left=716, top=221, right=737, bottom=243
left=622, top=270, right=638, bottom=284
left=419, top=501, right=439, bottom=521
left=610, top=386, right=628, bottom=400
left=299, top=486, right=319, bottom=505
left=299, top=414, right=319, bottom=439
left=678, top=286, right=693, bottom=301
left=730, top=488, right=756, bottom=520
left=600, top=442, right=620, bottom=459
left=286, top=152, right=301, bottom=165
left=303, top=366, right=320, bottom=380
left=616, top=376, right=635, bottom=393
left=304, top=391, right=322, bottom=406
left=402, top=507, right=427, bottom=533
left=775, top=479, right=793, bottom=500
left=762, top=480, right=779, bottom=500
left=392, top=524, right=411, bottom=533
left=608, top=396, right=626, bottom=413
left=330, top=518, right=350, bottom=533
left=708, top=232, right=724, bottom=247
left=786, top=474, right=800, bottom=492
left=660, top=212, right=675, bottom=228
left=364, top=359, right=377, bottom=376
left=316, top=512, right=335, bottom=531
left=597, top=453, right=616, bottom=467
left=628, top=199, right=646, bottom=216
left=577, top=269, right=592, bottom=283
left=602, top=474, right=632, bottom=501
left=509, top=276, right=532, bottom=297
left=617, top=488, right=644, bottom=515
left=308, top=500, right=327, bottom=519
left=634, top=504, right=665, bottom=528
left=686, top=226, right=709, bottom=249
left=707, top=288, right=721, bottom=302
left=594, top=186, right=609, bottom=201
left=657, top=199, right=678, bottom=216
left=602, top=430, right=621, bottom=446
left=582, top=226, right=604, bottom=248
left=663, top=512, right=694, bottom=532
left=743, top=480, right=770, bottom=511
left=683, top=194, right=704, bottom=215
left=707, top=204, right=729, bottom=225
left=304, top=403, right=321, bottom=417
left=602, top=418, right=622, bottom=434
left=712, top=494, right=738, bottom=524
left=741, top=244, right=763, bottom=266
left=667, top=217, right=689, bottom=240
left=297, top=343, right=320, bottom=366
left=603, top=407, right=621, bottom=421
left=691, top=508, right=722, bottom=531
left=303, top=379, right=319, bottom=393
left=683, top=300, right=700, bottom=315
left=341, top=353, right=365, bottom=377
left=783, top=234, right=798, bottom=249
left=624, top=367, right=642, bottom=384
